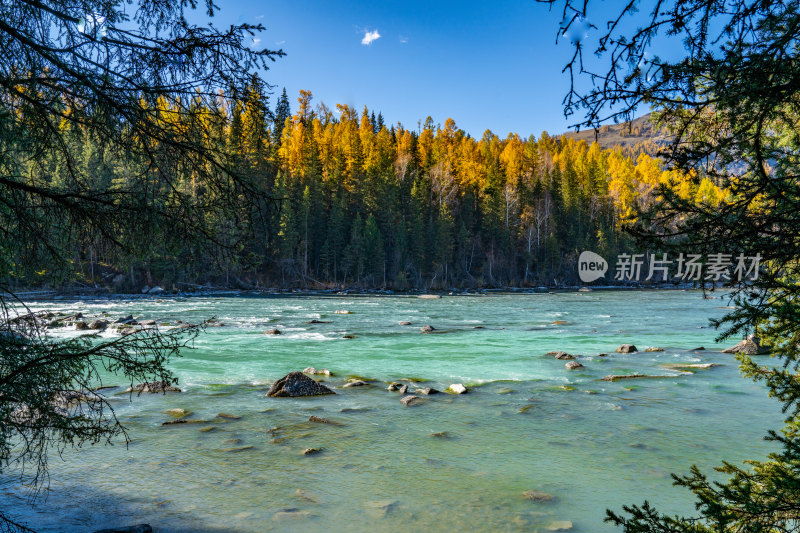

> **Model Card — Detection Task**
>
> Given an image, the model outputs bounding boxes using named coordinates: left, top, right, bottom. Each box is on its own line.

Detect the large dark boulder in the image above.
left=266, top=372, right=335, bottom=397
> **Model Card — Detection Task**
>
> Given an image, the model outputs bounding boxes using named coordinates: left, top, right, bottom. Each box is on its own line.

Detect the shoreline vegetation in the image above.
left=6, top=82, right=729, bottom=294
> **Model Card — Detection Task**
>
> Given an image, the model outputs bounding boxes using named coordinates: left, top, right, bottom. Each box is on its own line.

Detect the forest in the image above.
left=5, top=81, right=726, bottom=292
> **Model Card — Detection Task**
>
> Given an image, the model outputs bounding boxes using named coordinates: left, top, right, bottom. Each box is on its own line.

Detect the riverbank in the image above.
left=7, top=281, right=714, bottom=303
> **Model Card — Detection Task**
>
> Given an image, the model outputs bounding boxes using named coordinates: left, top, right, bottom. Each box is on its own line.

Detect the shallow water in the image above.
left=1, top=291, right=785, bottom=532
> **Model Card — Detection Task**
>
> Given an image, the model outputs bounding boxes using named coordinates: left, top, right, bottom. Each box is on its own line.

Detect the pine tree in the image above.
left=273, top=87, right=291, bottom=148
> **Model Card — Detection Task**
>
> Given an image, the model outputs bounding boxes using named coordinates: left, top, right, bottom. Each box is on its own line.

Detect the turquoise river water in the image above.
left=0, top=290, right=786, bottom=532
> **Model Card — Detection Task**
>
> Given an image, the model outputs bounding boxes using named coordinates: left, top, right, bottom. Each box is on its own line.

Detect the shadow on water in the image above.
left=0, top=480, right=237, bottom=533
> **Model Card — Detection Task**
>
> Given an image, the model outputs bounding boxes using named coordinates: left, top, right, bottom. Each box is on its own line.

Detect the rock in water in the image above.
left=264, top=328, right=282, bottom=335
left=308, top=415, right=339, bottom=425
left=398, top=321, right=412, bottom=326
left=551, top=351, right=575, bottom=360
left=125, top=381, right=181, bottom=393
left=400, top=395, right=424, bottom=406
left=302, top=447, right=322, bottom=455
left=645, top=347, right=664, bottom=352
left=420, top=325, right=436, bottom=333
left=447, top=383, right=468, bottom=394
left=88, top=320, right=108, bottom=330
left=415, top=387, right=440, bottom=395
left=93, top=525, right=152, bottom=533
left=722, top=337, right=769, bottom=355
left=565, top=361, right=583, bottom=370
left=266, top=372, right=335, bottom=397
left=616, top=344, right=638, bottom=353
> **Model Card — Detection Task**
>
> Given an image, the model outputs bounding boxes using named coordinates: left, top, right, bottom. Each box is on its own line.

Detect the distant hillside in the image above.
left=560, top=113, right=671, bottom=150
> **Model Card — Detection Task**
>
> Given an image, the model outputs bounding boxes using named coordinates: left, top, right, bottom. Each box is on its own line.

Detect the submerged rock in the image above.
left=309, top=415, right=340, bottom=425
left=294, top=488, right=318, bottom=503
left=162, top=419, right=208, bottom=426
left=616, top=344, right=638, bottom=353
left=645, top=347, right=664, bottom=352
left=93, top=525, right=152, bottom=533
left=125, top=381, right=181, bottom=393
left=546, top=520, right=573, bottom=531
left=420, top=325, right=436, bottom=333
left=222, top=445, right=254, bottom=452
left=565, top=361, right=583, bottom=370
left=263, top=328, right=282, bottom=335
left=274, top=509, right=313, bottom=520
left=446, top=383, right=468, bottom=394
left=266, top=372, right=335, bottom=397
left=342, top=380, right=368, bottom=388
left=303, top=367, right=332, bottom=376
left=398, top=321, right=412, bottom=326
left=414, top=387, right=440, bottom=395
left=164, top=408, right=191, bottom=418
left=302, top=447, right=322, bottom=455
left=601, top=374, right=673, bottom=382
left=364, top=499, right=398, bottom=517
left=216, top=412, right=241, bottom=420
left=523, top=489, right=553, bottom=502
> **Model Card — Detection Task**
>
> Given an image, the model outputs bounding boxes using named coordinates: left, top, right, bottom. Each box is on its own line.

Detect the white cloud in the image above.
left=276, top=40, right=286, bottom=46
left=361, top=29, right=381, bottom=45
left=255, top=14, right=264, bottom=20
left=399, top=35, right=408, bottom=44
left=251, top=38, right=261, bottom=48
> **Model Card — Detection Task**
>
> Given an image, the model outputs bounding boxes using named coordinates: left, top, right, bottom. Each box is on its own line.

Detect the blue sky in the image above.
left=216, top=0, right=605, bottom=138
